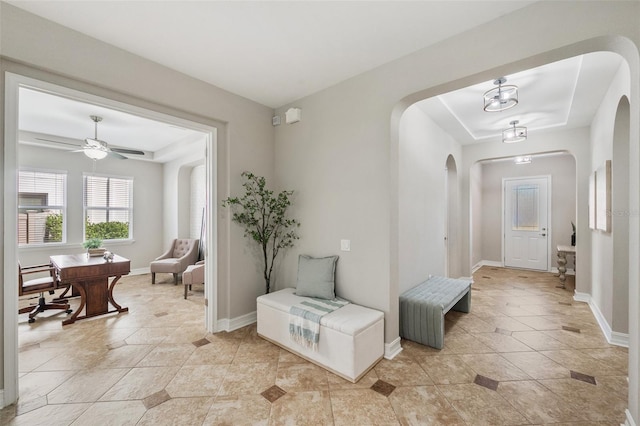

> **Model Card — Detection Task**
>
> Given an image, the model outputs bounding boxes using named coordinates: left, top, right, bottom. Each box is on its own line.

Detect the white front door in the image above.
left=504, top=177, right=549, bottom=271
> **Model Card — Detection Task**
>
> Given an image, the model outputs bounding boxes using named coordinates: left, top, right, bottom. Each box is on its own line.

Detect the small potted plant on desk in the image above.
left=83, top=238, right=105, bottom=257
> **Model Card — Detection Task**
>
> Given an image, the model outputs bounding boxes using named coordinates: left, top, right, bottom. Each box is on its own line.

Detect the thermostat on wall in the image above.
left=285, top=107, right=301, bottom=124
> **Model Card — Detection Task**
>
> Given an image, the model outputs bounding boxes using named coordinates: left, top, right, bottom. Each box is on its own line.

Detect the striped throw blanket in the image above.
left=289, top=297, right=350, bottom=351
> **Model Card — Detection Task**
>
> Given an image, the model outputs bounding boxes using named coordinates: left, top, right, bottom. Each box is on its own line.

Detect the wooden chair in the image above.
left=19, top=262, right=72, bottom=323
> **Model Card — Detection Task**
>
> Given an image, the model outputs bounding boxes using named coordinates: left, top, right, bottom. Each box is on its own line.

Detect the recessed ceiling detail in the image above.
left=416, top=52, right=624, bottom=145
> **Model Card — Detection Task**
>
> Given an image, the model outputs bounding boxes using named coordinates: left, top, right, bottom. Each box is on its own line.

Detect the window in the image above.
left=18, top=169, right=67, bottom=245
left=84, top=174, right=133, bottom=240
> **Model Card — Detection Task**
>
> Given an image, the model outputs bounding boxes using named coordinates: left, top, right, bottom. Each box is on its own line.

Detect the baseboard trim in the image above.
left=626, top=409, right=637, bottom=426
left=472, top=260, right=503, bottom=273
left=588, top=296, right=613, bottom=342
left=129, top=267, right=150, bottom=276
left=611, top=331, right=630, bottom=348
left=573, top=291, right=628, bottom=348
left=384, top=337, right=403, bottom=360
left=217, top=311, right=257, bottom=332
left=573, top=291, right=590, bottom=303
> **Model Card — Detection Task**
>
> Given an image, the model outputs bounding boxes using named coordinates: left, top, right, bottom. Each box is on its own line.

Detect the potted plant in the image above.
left=222, top=171, right=300, bottom=294
left=83, top=237, right=105, bottom=257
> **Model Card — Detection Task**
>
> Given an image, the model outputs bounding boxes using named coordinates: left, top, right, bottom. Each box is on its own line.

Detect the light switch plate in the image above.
left=340, top=239, right=351, bottom=252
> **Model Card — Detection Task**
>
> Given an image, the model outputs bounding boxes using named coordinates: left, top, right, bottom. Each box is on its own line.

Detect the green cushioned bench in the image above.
left=399, top=276, right=472, bottom=349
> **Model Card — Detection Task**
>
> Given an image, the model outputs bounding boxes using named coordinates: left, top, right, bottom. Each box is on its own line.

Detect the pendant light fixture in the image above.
left=483, top=77, right=518, bottom=112
left=502, top=120, right=527, bottom=143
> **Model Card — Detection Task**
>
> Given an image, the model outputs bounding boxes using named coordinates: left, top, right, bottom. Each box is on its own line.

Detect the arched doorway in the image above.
left=391, top=41, right=637, bottom=421
left=445, top=155, right=459, bottom=277
left=612, top=96, right=630, bottom=342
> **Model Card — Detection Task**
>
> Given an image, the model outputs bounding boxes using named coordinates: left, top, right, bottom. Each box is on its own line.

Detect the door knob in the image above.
left=540, top=233, right=546, bottom=236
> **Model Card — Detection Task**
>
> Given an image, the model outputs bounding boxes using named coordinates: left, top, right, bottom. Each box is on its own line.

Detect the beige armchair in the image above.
left=183, top=260, right=205, bottom=299
left=150, top=238, right=199, bottom=285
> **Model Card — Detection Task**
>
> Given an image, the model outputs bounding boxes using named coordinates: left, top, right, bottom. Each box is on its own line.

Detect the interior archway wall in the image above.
left=390, top=35, right=639, bottom=420
left=397, top=104, right=461, bottom=294
left=446, top=155, right=460, bottom=278
left=612, top=96, right=630, bottom=335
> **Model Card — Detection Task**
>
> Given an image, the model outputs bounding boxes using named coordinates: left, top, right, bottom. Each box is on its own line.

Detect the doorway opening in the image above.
left=4, top=72, right=218, bottom=405
left=445, top=155, right=459, bottom=277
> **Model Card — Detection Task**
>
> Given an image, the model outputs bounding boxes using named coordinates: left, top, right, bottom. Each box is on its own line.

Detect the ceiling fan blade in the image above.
left=108, top=151, right=128, bottom=160
left=34, top=137, right=80, bottom=148
left=111, top=147, right=145, bottom=155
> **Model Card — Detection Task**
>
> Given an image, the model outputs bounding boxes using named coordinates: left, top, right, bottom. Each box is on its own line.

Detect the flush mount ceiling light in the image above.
left=483, top=77, right=518, bottom=112
left=515, top=156, right=532, bottom=164
left=502, top=120, right=527, bottom=143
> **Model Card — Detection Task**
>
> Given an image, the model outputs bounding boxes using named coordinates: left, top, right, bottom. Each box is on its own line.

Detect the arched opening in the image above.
left=612, top=96, right=630, bottom=340
left=445, top=155, right=459, bottom=278
left=390, top=39, right=637, bottom=420
left=397, top=103, right=460, bottom=296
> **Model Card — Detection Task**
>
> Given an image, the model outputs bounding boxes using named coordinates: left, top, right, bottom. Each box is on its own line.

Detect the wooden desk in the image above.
left=556, top=245, right=576, bottom=289
left=50, top=254, right=130, bottom=325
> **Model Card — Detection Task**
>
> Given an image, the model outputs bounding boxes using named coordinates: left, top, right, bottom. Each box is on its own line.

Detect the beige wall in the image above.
left=470, top=163, right=483, bottom=268
left=397, top=104, right=462, bottom=294
left=590, top=60, right=631, bottom=336
left=479, top=154, right=577, bottom=270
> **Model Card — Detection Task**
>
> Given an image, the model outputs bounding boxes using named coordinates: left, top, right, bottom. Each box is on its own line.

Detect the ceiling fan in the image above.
left=76, top=115, right=145, bottom=160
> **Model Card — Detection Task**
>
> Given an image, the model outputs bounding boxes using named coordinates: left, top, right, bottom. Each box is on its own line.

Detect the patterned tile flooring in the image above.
left=1, top=266, right=628, bottom=425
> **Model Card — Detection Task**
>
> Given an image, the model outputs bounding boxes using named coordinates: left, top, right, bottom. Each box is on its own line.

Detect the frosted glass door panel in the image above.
left=504, top=177, right=549, bottom=271
left=512, top=185, right=539, bottom=231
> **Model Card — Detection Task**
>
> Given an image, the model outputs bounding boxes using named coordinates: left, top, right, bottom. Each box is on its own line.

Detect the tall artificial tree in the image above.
left=222, top=171, right=300, bottom=294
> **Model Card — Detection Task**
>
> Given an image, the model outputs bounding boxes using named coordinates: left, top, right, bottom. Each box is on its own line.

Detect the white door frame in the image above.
left=501, top=175, right=552, bottom=271
left=3, top=72, right=219, bottom=406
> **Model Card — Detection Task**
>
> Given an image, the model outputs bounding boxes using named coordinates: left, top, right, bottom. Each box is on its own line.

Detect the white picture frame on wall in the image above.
left=596, top=160, right=611, bottom=232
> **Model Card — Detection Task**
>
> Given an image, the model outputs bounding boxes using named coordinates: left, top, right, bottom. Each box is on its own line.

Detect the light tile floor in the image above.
left=1, top=266, right=628, bottom=425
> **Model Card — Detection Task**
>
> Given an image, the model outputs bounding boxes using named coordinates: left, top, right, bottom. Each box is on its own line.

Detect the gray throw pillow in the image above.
left=296, top=254, right=338, bottom=300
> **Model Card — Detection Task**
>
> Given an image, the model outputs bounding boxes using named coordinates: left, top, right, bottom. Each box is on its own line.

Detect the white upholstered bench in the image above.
left=257, top=288, right=384, bottom=382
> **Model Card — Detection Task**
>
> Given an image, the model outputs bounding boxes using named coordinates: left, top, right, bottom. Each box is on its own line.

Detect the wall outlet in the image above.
left=340, top=239, right=351, bottom=251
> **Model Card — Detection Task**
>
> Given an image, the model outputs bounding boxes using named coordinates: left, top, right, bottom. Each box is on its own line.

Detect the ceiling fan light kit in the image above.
left=81, top=115, right=144, bottom=160
left=83, top=145, right=108, bottom=160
